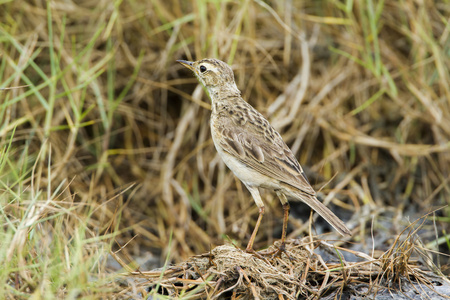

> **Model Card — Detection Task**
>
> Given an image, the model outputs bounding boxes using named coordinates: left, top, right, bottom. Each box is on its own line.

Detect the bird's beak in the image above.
left=177, top=60, right=195, bottom=72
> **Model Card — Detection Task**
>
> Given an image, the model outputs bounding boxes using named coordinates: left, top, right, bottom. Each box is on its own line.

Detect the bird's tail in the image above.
left=283, top=185, right=351, bottom=237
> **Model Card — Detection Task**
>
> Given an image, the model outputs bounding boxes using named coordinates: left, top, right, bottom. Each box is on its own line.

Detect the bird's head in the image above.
left=177, top=58, right=239, bottom=95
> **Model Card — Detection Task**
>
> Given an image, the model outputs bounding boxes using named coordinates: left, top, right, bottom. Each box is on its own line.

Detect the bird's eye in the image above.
left=199, top=65, right=207, bottom=73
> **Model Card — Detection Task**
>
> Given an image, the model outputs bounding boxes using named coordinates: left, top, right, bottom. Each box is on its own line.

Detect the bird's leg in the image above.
left=245, top=185, right=265, bottom=253
left=246, top=206, right=264, bottom=252
left=270, top=192, right=291, bottom=259
left=280, top=202, right=290, bottom=251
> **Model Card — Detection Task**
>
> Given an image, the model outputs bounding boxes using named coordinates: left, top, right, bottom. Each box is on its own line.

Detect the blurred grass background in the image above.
left=0, top=0, right=449, bottom=297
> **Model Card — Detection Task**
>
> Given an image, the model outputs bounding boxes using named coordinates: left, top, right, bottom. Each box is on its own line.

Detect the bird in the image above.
left=177, top=58, right=351, bottom=253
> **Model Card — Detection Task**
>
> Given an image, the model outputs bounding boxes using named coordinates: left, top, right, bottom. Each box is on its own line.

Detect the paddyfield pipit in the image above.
left=177, top=58, right=351, bottom=252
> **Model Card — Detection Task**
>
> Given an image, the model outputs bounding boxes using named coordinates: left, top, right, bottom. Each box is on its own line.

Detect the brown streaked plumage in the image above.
left=177, top=58, right=351, bottom=253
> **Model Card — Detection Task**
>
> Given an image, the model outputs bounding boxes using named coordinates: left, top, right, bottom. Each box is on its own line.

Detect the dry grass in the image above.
left=128, top=229, right=448, bottom=299
left=0, top=0, right=449, bottom=298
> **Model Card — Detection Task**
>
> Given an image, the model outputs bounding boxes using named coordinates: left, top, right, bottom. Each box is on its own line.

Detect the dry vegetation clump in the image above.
left=129, top=233, right=450, bottom=299
left=0, top=0, right=449, bottom=298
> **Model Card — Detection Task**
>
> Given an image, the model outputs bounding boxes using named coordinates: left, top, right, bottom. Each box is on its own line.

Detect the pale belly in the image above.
left=210, top=125, right=279, bottom=190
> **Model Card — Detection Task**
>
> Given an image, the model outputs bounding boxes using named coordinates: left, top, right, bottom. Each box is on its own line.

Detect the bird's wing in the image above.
left=216, top=101, right=316, bottom=196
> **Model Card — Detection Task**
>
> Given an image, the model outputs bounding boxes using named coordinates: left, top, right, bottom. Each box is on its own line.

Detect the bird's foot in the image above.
left=270, top=242, right=292, bottom=260
left=255, top=242, right=292, bottom=261
left=245, top=247, right=272, bottom=264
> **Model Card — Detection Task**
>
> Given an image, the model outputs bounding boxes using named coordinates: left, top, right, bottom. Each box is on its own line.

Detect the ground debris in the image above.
left=130, top=237, right=450, bottom=299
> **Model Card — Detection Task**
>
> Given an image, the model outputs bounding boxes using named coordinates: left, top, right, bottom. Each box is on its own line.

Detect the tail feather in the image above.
left=283, top=186, right=351, bottom=237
